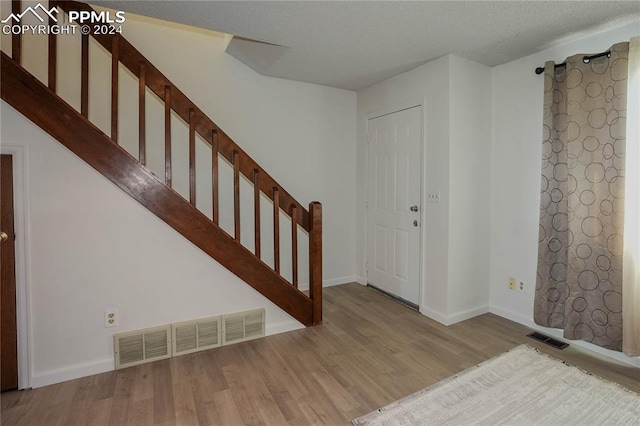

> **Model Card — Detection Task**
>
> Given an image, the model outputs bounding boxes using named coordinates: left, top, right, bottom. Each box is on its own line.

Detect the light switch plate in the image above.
left=426, top=192, right=440, bottom=203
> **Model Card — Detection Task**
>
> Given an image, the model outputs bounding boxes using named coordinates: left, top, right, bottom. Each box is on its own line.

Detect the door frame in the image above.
left=0, top=146, right=31, bottom=389
left=364, top=98, right=427, bottom=308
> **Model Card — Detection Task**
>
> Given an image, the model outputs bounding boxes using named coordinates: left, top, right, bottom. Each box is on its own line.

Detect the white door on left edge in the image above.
left=366, top=106, right=422, bottom=305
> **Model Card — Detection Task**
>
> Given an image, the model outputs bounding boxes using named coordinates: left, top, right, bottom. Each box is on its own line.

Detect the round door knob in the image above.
left=413, top=220, right=418, bottom=227
left=0, top=231, right=8, bottom=243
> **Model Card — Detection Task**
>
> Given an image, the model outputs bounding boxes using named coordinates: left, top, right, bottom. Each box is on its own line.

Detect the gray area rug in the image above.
left=353, top=344, right=640, bottom=425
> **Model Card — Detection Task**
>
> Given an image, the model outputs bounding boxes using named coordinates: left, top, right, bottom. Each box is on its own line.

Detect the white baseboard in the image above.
left=447, top=305, right=490, bottom=324
left=489, top=306, right=640, bottom=368
left=420, top=307, right=448, bottom=324
left=488, top=306, right=535, bottom=328
left=31, top=358, right=114, bottom=388
left=325, top=276, right=360, bottom=287
left=420, top=305, right=489, bottom=326
left=298, top=275, right=360, bottom=291
left=265, top=319, right=304, bottom=336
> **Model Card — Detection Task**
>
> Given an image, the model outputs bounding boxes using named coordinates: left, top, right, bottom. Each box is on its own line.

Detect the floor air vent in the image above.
left=172, top=316, right=221, bottom=356
left=114, top=325, right=172, bottom=369
left=527, top=332, right=569, bottom=349
left=222, top=308, right=265, bottom=345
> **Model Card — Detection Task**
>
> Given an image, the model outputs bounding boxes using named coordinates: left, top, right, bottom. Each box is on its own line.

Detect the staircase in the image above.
left=0, top=0, right=322, bottom=326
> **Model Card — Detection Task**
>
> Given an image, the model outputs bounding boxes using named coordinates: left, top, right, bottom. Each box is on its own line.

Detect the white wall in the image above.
left=490, top=21, right=640, bottom=367
left=448, top=56, right=492, bottom=319
left=357, top=55, right=492, bottom=324
left=0, top=2, right=357, bottom=387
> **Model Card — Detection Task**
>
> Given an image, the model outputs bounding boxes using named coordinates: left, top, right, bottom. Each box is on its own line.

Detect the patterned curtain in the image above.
left=535, top=42, right=629, bottom=352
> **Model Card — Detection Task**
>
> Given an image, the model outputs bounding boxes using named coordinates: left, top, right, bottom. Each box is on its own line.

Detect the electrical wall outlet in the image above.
left=508, top=277, right=516, bottom=291
left=426, top=192, right=440, bottom=203
left=520, top=281, right=524, bottom=291
left=105, top=309, right=119, bottom=328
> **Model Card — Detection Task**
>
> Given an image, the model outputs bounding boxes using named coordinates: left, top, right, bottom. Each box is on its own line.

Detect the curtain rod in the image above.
left=534, top=50, right=611, bottom=75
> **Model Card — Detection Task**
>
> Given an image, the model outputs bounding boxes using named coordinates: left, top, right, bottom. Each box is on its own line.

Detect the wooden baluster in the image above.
left=164, top=85, right=172, bottom=186
left=81, top=33, right=89, bottom=117
left=309, top=202, right=323, bottom=325
left=189, top=109, right=196, bottom=206
left=48, top=8, right=56, bottom=91
left=211, top=129, right=219, bottom=224
left=233, top=151, right=240, bottom=241
left=291, top=205, right=298, bottom=288
left=11, top=0, right=21, bottom=63
left=273, top=188, right=280, bottom=273
left=138, top=62, right=146, bottom=165
left=253, top=169, right=261, bottom=257
left=111, top=36, right=119, bottom=143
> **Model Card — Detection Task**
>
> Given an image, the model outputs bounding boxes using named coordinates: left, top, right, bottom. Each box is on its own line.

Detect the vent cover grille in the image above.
left=224, top=316, right=245, bottom=343
left=172, top=316, right=221, bottom=356
left=113, top=309, right=265, bottom=369
left=114, top=325, right=171, bottom=369
left=118, top=334, right=144, bottom=366
left=176, top=323, right=197, bottom=353
left=222, top=309, right=265, bottom=345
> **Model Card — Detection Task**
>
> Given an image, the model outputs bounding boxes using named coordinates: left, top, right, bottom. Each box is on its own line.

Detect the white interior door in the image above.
left=366, top=106, right=422, bottom=305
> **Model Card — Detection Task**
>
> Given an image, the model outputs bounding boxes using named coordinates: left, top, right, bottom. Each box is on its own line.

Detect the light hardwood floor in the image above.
left=2, top=283, right=639, bottom=425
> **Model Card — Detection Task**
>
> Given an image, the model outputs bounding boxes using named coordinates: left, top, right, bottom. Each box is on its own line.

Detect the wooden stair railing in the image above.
left=1, top=0, right=322, bottom=326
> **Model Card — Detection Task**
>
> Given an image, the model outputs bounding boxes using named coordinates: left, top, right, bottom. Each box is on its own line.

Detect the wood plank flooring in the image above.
left=2, top=283, right=639, bottom=425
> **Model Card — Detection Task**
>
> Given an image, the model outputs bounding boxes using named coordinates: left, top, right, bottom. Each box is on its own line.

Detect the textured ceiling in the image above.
left=90, top=1, right=640, bottom=91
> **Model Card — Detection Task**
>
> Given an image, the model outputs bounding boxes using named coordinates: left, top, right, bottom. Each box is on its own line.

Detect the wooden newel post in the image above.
left=309, top=201, right=323, bottom=325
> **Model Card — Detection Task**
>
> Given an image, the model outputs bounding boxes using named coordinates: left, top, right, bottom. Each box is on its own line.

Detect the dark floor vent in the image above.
left=527, top=332, right=569, bottom=349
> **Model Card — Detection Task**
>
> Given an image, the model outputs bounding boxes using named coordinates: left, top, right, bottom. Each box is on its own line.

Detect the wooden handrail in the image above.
left=7, top=0, right=323, bottom=325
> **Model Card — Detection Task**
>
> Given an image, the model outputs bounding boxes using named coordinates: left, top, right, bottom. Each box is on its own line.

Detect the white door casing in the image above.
left=0, top=145, right=31, bottom=389
left=366, top=106, right=422, bottom=305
